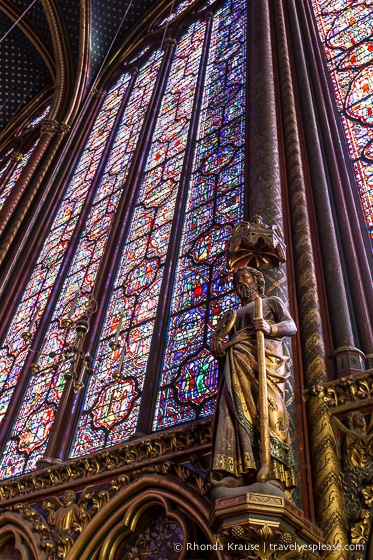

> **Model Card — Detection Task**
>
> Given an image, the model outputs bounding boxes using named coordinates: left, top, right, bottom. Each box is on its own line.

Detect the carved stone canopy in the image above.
left=227, top=218, right=286, bottom=270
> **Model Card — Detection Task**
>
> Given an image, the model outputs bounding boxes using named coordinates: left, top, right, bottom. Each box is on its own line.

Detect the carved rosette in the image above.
left=227, top=219, right=286, bottom=270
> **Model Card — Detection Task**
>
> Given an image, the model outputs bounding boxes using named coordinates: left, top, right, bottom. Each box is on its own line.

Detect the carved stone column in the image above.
left=249, top=0, right=288, bottom=303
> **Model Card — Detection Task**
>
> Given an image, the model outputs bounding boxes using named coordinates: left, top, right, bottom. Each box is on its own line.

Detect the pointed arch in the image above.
left=65, top=474, right=224, bottom=560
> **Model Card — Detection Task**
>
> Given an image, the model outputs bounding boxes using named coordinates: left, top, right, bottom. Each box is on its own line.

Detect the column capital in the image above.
left=40, top=119, right=60, bottom=135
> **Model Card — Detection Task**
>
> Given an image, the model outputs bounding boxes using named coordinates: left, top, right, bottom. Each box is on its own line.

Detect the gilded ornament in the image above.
left=227, top=219, right=286, bottom=270
left=350, top=510, right=371, bottom=545
left=332, top=412, right=373, bottom=469
left=0, top=420, right=212, bottom=503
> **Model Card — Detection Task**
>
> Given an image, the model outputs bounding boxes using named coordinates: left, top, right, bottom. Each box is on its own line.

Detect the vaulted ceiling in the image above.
left=0, top=0, right=157, bottom=133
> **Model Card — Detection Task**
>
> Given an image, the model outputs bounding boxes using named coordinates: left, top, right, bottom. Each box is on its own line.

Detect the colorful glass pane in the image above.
left=0, top=140, right=39, bottom=211
left=157, top=0, right=195, bottom=28
left=0, top=75, right=131, bottom=478
left=71, top=21, right=207, bottom=457
left=23, top=105, right=51, bottom=133
left=0, top=159, right=11, bottom=183
left=311, top=1, right=373, bottom=243
left=154, top=0, right=246, bottom=429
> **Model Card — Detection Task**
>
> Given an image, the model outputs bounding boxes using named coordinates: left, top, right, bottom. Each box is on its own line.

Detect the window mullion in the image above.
left=136, top=13, right=214, bottom=435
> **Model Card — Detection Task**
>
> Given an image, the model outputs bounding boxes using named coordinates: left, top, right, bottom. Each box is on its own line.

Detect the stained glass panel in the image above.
left=157, top=0, right=195, bottom=28
left=71, top=21, right=207, bottom=457
left=0, top=140, right=39, bottom=211
left=22, top=105, right=51, bottom=133
left=310, top=0, right=373, bottom=243
left=0, top=159, right=11, bottom=183
left=154, top=0, right=246, bottom=429
left=0, top=75, right=131, bottom=478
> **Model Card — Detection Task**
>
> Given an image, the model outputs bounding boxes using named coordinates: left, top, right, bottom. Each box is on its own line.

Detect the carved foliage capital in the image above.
left=218, top=524, right=317, bottom=560
left=40, top=119, right=60, bottom=135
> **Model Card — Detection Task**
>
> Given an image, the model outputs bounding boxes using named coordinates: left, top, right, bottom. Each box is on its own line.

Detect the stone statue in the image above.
left=332, top=411, right=373, bottom=469
left=210, top=266, right=297, bottom=487
left=43, top=490, right=82, bottom=532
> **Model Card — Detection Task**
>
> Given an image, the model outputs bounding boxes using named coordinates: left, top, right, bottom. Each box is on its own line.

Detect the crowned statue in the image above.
left=210, top=266, right=297, bottom=489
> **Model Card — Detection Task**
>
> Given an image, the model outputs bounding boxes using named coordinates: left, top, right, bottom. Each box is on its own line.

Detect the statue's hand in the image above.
left=210, top=338, right=226, bottom=361
left=252, top=317, right=271, bottom=335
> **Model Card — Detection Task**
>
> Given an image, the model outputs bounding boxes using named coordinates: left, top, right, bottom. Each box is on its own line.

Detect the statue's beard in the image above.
left=238, top=283, right=258, bottom=302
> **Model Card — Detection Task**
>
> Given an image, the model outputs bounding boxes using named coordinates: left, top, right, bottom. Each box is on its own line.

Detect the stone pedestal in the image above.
left=211, top=488, right=322, bottom=559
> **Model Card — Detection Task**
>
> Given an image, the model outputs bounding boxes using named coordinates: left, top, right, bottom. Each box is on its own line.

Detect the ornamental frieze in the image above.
left=0, top=419, right=212, bottom=504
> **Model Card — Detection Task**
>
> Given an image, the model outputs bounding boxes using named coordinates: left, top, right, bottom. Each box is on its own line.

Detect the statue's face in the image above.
left=234, top=269, right=259, bottom=302
left=352, top=412, right=366, bottom=432
left=63, top=490, right=76, bottom=506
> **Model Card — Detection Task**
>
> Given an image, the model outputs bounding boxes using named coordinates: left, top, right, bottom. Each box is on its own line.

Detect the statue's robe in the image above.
left=212, top=297, right=296, bottom=478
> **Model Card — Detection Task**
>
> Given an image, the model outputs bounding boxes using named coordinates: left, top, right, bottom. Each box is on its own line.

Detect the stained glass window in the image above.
left=0, top=54, right=164, bottom=477
left=0, top=75, right=131, bottom=478
left=0, top=159, right=11, bottom=184
left=155, top=0, right=246, bottom=428
left=21, top=105, right=51, bottom=134
left=0, top=105, right=50, bottom=212
left=157, top=0, right=195, bottom=27
left=71, top=21, right=207, bottom=455
left=0, top=0, right=247, bottom=476
left=0, top=140, right=40, bottom=211
left=310, top=0, right=373, bottom=243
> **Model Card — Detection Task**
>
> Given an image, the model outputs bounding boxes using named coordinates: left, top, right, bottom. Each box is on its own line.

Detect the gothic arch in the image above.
left=66, top=474, right=224, bottom=560
left=0, top=511, right=47, bottom=560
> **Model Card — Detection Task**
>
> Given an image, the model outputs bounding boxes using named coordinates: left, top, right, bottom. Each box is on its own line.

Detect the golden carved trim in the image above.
left=218, top=524, right=318, bottom=560
left=0, top=420, right=212, bottom=505
left=0, top=510, right=49, bottom=559
left=2, top=462, right=211, bottom=559
left=313, top=370, right=373, bottom=414
left=67, top=470, right=217, bottom=560
left=1, top=476, right=130, bottom=559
